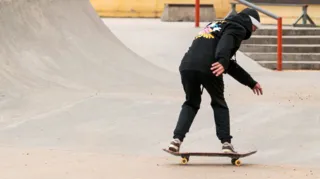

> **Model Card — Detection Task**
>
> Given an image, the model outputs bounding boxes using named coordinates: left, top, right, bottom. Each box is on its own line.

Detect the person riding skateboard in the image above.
left=168, top=8, right=263, bottom=153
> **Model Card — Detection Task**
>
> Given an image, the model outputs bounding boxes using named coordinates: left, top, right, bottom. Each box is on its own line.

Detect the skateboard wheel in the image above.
left=231, top=159, right=241, bottom=166
left=181, top=157, right=189, bottom=164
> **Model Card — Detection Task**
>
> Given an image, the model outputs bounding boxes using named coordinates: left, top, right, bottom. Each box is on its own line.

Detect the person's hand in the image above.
left=252, top=83, right=263, bottom=95
left=211, top=62, right=225, bottom=76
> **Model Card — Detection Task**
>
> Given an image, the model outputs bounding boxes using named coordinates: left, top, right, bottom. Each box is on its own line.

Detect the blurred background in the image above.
left=89, top=0, right=320, bottom=25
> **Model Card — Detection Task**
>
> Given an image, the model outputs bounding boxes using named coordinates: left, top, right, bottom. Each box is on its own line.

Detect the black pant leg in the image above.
left=173, top=70, right=202, bottom=142
left=200, top=73, right=232, bottom=143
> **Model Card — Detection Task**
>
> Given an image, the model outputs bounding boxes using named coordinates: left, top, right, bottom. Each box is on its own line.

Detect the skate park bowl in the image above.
left=0, top=0, right=320, bottom=178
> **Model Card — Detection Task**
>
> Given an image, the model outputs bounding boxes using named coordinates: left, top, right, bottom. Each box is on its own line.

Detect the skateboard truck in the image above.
left=180, top=154, right=241, bottom=166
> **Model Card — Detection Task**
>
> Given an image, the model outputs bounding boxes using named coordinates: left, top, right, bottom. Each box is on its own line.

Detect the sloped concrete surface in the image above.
left=0, top=1, right=320, bottom=178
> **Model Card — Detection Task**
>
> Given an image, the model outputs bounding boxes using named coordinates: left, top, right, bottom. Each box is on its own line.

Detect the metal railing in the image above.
left=194, top=0, right=283, bottom=71
left=233, top=0, right=283, bottom=71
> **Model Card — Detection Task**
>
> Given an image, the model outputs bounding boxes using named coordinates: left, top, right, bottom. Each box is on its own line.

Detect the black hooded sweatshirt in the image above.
left=179, top=12, right=257, bottom=89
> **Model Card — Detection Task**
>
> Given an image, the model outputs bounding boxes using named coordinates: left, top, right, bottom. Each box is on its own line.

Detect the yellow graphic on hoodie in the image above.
left=195, top=21, right=224, bottom=39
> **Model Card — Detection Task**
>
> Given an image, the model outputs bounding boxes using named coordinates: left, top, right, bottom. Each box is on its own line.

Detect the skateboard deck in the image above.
left=163, top=148, right=257, bottom=166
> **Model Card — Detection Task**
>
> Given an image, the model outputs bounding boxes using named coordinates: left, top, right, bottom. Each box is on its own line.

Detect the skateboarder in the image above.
left=168, top=8, right=263, bottom=153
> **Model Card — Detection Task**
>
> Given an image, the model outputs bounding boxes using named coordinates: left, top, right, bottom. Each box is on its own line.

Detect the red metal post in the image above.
left=277, top=17, right=282, bottom=71
left=195, top=0, right=200, bottom=27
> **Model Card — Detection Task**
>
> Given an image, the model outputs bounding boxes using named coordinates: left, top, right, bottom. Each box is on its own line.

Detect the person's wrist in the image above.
left=218, top=58, right=229, bottom=70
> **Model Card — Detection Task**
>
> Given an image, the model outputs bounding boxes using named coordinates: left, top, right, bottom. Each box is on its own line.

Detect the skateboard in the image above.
left=163, top=148, right=257, bottom=166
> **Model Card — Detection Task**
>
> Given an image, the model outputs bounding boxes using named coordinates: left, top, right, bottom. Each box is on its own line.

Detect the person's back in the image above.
left=179, top=9, right=258, bottom=75
left=178, top=21, right=224, bottom=74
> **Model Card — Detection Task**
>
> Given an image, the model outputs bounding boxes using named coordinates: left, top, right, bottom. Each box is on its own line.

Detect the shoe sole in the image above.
left=168, top=144, right=179, bottom=152
left=222, top=149, right=236, bottom=153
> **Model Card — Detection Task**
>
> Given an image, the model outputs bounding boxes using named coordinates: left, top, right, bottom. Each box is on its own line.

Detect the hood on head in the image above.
left=225, top=8, right=261, bottom=40
left=241, top=8, right=261, bottom=29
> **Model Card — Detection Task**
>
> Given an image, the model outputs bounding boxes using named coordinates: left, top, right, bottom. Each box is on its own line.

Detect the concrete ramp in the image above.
left=0, top=0, right=174, bottom=95
left=0, top=0, right=178, bottom=123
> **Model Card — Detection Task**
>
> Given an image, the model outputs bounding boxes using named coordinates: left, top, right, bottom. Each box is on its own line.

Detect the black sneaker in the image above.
left=222, top=142, right=237, bottom=153
left=168, top=138, right=181, bottom=152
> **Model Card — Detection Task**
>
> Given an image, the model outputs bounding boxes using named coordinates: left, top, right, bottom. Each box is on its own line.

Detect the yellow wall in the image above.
left=89, top=0, right=230, bottom=18
left=89, top=0, right=320, bottom=25
left=256, top=5, right=320, bottom=25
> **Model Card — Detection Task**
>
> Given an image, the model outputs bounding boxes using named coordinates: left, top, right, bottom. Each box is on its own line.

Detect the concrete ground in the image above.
left=0, top=0, right=320, bottom=178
